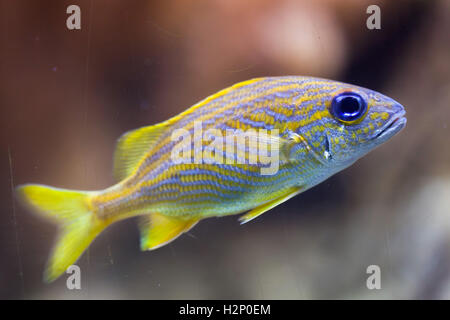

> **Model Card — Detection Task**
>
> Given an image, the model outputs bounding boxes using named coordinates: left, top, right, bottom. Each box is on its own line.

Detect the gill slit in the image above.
left=286, top=130, right=328, bottom=166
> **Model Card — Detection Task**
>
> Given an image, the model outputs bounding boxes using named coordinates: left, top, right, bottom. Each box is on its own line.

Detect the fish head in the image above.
left=295, top=83, right=407, bottom=167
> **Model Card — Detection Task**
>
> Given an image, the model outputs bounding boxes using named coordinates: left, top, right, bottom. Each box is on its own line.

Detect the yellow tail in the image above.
left=16, top=184, right=104, bottom=282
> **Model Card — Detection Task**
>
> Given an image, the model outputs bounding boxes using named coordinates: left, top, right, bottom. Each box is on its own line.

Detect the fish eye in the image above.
left=331, top=92, right=367, bottom=122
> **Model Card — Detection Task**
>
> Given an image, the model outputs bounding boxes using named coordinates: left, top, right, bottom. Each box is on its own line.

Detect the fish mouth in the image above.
left=372, top=110, right=407, bottom=140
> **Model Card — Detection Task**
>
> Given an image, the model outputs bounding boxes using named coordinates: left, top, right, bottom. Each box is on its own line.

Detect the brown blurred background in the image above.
left=1, top=0, right=449, bottom=299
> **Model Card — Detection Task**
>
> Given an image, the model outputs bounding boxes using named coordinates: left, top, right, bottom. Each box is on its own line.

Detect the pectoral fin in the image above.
left=139, top=213, right=199, bottom=250
left=239, top=186, right=303, bottom=224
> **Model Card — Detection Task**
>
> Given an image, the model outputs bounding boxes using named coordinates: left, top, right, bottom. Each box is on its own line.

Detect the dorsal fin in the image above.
left=113, top=122, right=170, bottom=181
left=113, top=78, right=264, bottom=182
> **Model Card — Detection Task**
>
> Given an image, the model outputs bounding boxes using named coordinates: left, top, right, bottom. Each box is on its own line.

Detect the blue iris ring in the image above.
left=331, top=92, right=367, bottom=122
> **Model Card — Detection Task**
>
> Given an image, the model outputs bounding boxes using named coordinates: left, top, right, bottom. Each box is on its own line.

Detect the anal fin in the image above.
left=139, top=212, right=199, bottom=250
left=239, top=186, right=303, bottom=224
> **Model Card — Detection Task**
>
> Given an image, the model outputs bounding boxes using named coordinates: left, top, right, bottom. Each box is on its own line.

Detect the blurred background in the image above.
left=1, top=0, right=449, bottom=299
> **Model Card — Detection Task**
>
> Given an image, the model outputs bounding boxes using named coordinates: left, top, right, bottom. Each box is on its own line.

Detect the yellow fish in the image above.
left=16, top=76, right=406, bottom=282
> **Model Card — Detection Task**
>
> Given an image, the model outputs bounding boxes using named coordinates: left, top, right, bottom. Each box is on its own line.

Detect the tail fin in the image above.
left=16, top=184, right=104, bottom=282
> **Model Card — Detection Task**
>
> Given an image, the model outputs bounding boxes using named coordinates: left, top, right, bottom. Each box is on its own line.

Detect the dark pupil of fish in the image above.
left=340, top=96, right=361, bottom=116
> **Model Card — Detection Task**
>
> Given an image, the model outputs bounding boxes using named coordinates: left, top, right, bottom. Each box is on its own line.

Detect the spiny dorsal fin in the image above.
left=239, top=186, right=303, bottom=224
left=139, top=213, right=199, bottom=250
left=113, top=123, right=170, bottom=181
left=113, top=78, right=265, bottom=182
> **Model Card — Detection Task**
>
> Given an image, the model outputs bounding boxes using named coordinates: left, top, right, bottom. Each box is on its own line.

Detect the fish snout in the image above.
left=372, top=102, right=407, bottom=141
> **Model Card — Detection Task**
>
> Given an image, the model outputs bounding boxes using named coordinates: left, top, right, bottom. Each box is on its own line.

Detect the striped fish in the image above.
left=16, top=76, right=406, bottom=282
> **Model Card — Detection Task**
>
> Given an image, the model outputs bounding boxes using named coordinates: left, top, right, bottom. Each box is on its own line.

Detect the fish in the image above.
left=16, top=76, right=406, bottom=282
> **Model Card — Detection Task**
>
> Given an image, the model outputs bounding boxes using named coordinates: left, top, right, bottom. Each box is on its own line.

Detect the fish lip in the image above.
left=371, top=110, right=407, bottom=140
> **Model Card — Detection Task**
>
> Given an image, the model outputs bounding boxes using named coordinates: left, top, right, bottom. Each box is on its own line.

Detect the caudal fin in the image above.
left=16, top=184, right=104, bottom=282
